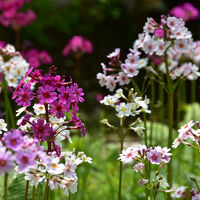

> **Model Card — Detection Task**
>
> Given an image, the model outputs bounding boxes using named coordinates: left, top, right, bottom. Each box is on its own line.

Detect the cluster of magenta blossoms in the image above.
left=169, top=2, right=199, bottom=22
left=21, top=48, right=53, bottom=68
left=119, top=144, right=171, bottom=196
left=0, top=0, right=36, bottom=30
left=62, top=35, right=93, bottom=57
left=10, top=66, right=92, bottom=196
left=13, top=66, right=85, bottom=153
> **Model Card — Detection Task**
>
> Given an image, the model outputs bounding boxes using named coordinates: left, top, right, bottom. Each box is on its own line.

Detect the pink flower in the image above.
left=154, top=29, right=164, bottom=38
left=147, top=149, right=162, bottom=165
left=15, top=83, right=34, bottom=107
left=133, top=163, right=144, bottom=173
left=3, top=129, right=23, bottom=151
left=63, top=36, right=93, bottom=56
left=37, top=85, right=57, bottom=103
left=50, top=101, right=69, bottom=119
left=0, top=151, right=15, bottom=175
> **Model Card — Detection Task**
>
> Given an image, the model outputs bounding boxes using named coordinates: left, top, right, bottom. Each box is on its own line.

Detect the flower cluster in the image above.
left=21, top=48, right=53, bottom=68
left=100, top=88, right=150, bottom=119
left=0, top=0, right=36, bottom=30
left=170, top=2, right=199, bottom=21
left=172, top=186, right=200, bottom=199
left=0, top=128, right=45, bottom=175
left=0, top=44, right=29, bottom=88
left=172, top=120, right=200, bottom=149
left=119, top=144, right=171, bottom=188
left=97, top=48, right=148, bottom=91
left=62, top=36, right=93, bottom=57
left=12, top=66, right=85, bottom=155
left=25, top=150, right=92, bottom=196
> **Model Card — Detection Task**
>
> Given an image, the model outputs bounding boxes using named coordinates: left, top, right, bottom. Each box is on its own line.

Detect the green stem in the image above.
left=159, top=74, right=165, bottom=123
left=131, top=79, right=141, bottom=95
left=3, top=173, right=8, bottom=200
left=37, top=184, right=40, bottom=200
left=150, top=78, right=155, bottom=146
left=25, top=181, right=29, bottom=200
left=164, top=51, right=173, bottom=200
left=43, top=179, right=49, bottom=200
left=32, top=186, right=35, bottom=200
left=118, top=118, right=124, bottom=200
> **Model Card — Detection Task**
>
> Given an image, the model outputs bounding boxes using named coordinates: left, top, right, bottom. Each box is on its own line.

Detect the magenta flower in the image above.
left=15, top=83, right=34, bottom=107
left=40, top=74, right=56, bottom=89
left=58, top=86, right=74, bottom=104
left=147, top=149, right=162, bottom=165
left=71, top=83, right=84, bottom=103
left=31, top=119, right=52, bottom=141
left=0, top=151, right=15, bottom=175
left=62, top=35, right=93, bottom=56
left=3, top=129, right=23, bottom=151
left=16, top=150, right=36, bottom=172
left=37, top=85, right=57, bottom=103
left=49, top=101, right=69, bottom=119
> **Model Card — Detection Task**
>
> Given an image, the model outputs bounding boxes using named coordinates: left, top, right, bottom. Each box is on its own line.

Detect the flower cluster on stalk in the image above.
left=21, top=48, right=53, bottom=68
left=8, top=65, right=92, bottom=196
left=63, top=35, right=93, bottom=57
left=0, top=43, right=29, bottom=89
left=119, top=144, right=171, bottom=190
left=0, top=0, right=35, bottom=30
left=100, top=88, right=150, bottom=136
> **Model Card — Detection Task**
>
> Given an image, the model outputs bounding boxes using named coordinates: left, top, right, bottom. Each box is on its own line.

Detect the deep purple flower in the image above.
left=49, top=101, right=69, bottom=119
left=37, top=85, right=57, bottom=103
left=52, top=141, right=61, bottom=157
left=58, top=86, right=74, bottom=104
left=3, top=129, right=23, bottom=151
left=15, top=83, right=34, bottom=107
left=71, top=83, right=84, bottom=103
left=0, top=151, right=15, bottom=175
left=16, top=150, right=36, bottom=172
left=31, top=119, right=52, bottom=141
left=20, top=114, right=31, bottom=126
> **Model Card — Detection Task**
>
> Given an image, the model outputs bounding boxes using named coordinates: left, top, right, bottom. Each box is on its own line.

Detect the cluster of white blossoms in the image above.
left=96, top=48, right=148, bottom=91
left=24, top=150, right=92, bottom=196
left=100, top=88, right=150, bottom=135
left=0, top=44, right=29, bottom=89
left=172, top=120, right=200, bottom=149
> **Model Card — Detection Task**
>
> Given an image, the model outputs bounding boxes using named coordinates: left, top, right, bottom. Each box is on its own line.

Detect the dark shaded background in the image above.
left=0, top=0, right=199, bottom=111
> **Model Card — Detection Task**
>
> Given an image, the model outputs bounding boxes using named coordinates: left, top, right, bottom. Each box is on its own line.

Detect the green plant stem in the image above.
left=3, top=173, right=8, bottom=200
left=43, top=179, right=49, bottom=200
left=118, top=118, right=124, bottom=200
left=37, top=184, right=40, bottom=200
left=25, top=181, right=29, bottom=200
left=159, top=75, right=165, bottom=123
left=68, top=193, right=70, bottom=200
left=150, top=78, right=155, bottom=146
left=164, top=51, right=173, bottom=200
left=32, top=186, right=35, bottom=200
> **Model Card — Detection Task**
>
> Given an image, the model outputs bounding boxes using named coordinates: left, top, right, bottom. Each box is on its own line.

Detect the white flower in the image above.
left=138, top=58, right=148, bottom=69
left=143, top=17, right=157, bottom=33
left=143, top=39, right=156, bottom=55
left=55, top=128, right=72, bottom=145
left=158, top=177, right=169, bottom=189
left=61, top=177, right=78, bottom=197
left=119, top=147, right=135, bottom=163
left=116, top=72, right=130, bottom=85
left=122, top=63, right=139, bottom=77
left=64, top=158, right=77, bottom=177
left=174, top=39, right=190, bottom=52
left=0, top=119, right=7, bottom=134
left=125, top=53, right=139, bottom=66
left=96, top=73, right=107, bottom=87
left=16, top=107, right=27, bottom=117
left=105, top=76, right=116, bottom=91
left=33, top=104, right=46, bottom=115
left=25, top=171, right=44, bottom=186
left=46, top=157, right=65, bottom=175
left=155, top=40, right=166, bottom=56
left=131, top=127, right=145, bottom=136
left=167, top=16, right=183, bottom=30
left=172, top=186, right=185, bottom=198
left=116, top=103, right=132, bottom=118
left=100, top=95, right=118, bottom=107
left=107, top=48, right=120, bottom=59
